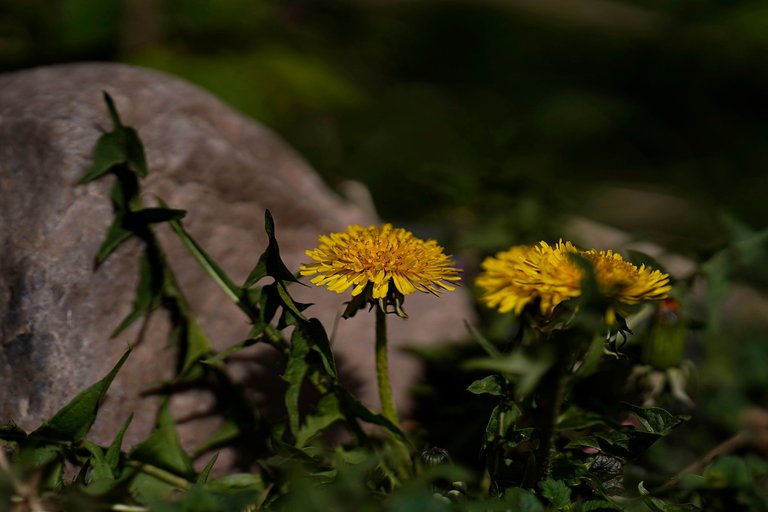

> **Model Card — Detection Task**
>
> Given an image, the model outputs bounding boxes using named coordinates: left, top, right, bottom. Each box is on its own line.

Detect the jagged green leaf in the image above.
left=284, top=325, right=311, bottom=438
left=337, top=389, right=408, bottom=445
left=79, top=93, right=148, bottom=183
left=122, top=129, right=147, bottom=178
left=179, top=319, right=215, bottom=376
left=296, top=394, right=344, bottom=447
left=197, top=453, right=219, bottom=485
left=576, top=429, right=633, bottom=455
left=568, top=413, right=684, bottom=460
left=111, top=122, right=147, bottom=179
left=79, top=131, right=131, bottom=184
left=266, top=435, right=324, bottom=470
left=467, top=375, right=504, bottom=396
left=102, top=91, right=123, bottom=127
left=244, top=210, right=301, bottom=287
left=280, top=314, right=338, bottom=439
left=83, top=441, right=114, bottom=483
left=254, top=284, right=280, bottom=326
left=14, top=444, right=62, bottom=473
left=95, top=214, right=133, bottom=265
left=626, top=404, right=688, bottom=435
left=112, top=250, right=163, bottom=337
left=32, top=350, right=131, bottom=443
left=484, top=403, right=522, bottom=447
left=130, top=401, right=195, bottom=478
left=465, top=345, right=555, bottom=397
left=297, top=317, right=337, bottom=379
left=540, top=479, right=572, bottom=510
left=276, top=281, right=308, bottom=322
left=106, top=413, right=133, bottom=471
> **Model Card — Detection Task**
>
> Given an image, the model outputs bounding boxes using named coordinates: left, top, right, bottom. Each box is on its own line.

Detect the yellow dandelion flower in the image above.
left=476, top=240, right=671, bottom=317
left=582, top=249, right=672, bottom=305
left=476, top=241, right=579, bottom=315
left=300, top=224, right=462, bottom=301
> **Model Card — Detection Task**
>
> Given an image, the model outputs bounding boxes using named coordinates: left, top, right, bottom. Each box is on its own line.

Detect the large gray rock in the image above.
left=0, top=63, right=474, bottom=462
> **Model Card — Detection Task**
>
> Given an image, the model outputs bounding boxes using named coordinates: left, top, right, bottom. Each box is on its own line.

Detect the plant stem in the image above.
left=126, top=461, right=192, bottom=491
left=375, top=306, right=412, bottom=482
left=533, top=352, right=570, bottom=486
left=375, top=307, right=398, bottom=426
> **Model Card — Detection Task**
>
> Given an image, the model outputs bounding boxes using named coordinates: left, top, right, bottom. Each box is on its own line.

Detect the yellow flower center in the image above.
left=300, top=224, right=462, bottom=300
left=475, top=240, right=671, bottom=316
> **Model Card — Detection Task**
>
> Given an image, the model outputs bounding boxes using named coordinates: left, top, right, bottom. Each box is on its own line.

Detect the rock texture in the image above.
left=0, top=63, right=474, bottom=459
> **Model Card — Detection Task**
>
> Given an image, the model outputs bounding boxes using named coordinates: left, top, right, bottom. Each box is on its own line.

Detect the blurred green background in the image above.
left=2, top=0, right=768, bottom=475
left=3, top=0, right=767, bottom=246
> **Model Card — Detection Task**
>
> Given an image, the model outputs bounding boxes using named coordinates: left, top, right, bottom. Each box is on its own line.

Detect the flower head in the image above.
left=475, top=240, right=671, bottom=317
left=300, top=224, right=462, bottom=314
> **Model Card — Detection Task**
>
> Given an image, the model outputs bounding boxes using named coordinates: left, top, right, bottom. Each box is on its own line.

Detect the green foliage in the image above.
left=244, top=211, right=302, bottom=287
left=32, top=350, right=130, bottom=443
left=465, top=345, right=556, bottom=398
left=79, top=92, right=147, bottom=183
left=2, top=93, right=418, bottom=509
left=2, top=89, right=767, bottom=511
left=130, top=402, right=195, bottom=479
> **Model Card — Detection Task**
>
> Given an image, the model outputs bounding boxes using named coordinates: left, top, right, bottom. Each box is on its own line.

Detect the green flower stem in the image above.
left=375, top=306, right=412, bottom=482
left=375, top=307, right=398, bottom=426
left=533, top=351, right=570, bottom=486
left=126, top=461, right=192, bottom=491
